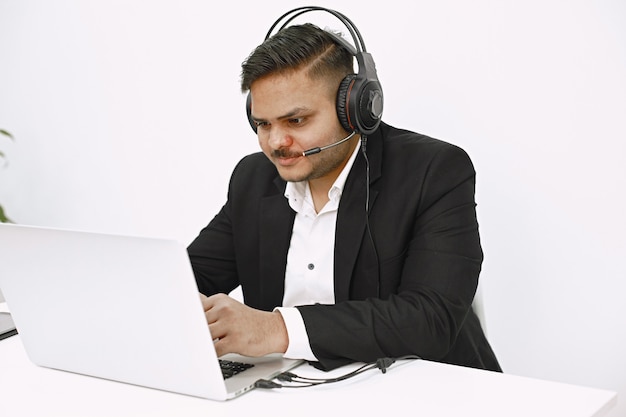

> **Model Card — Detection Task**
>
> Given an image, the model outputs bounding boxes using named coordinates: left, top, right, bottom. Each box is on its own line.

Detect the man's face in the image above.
left=249, top=68, right=356, bottom=184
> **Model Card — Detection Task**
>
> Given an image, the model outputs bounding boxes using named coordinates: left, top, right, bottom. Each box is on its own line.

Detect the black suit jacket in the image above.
left=188, top=122, right=501, bottom=372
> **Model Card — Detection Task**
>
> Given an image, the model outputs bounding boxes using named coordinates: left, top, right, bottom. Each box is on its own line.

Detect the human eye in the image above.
left=288, top=117, right=305, bottom=126
left=254, top=120, right=270, bottom=130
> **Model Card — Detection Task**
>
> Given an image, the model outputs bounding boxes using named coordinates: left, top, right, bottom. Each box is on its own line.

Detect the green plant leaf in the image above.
left=0, top=129, right=14, bottom=139
left=1, top=129, right=15, bottom=221
left=0, top=204, right=12, bottom=223
left=0, top=129, right=14, bottom=222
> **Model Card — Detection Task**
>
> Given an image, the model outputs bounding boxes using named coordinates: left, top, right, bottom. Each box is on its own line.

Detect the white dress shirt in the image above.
left=276, top=140, right=361, bottom=361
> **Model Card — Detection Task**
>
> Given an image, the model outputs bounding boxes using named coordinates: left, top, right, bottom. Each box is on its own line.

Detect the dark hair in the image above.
left=240, top=23, right=354, bottom=93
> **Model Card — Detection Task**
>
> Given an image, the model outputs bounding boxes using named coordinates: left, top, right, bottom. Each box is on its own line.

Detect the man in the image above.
left=188, top=13, right=501, bottom=372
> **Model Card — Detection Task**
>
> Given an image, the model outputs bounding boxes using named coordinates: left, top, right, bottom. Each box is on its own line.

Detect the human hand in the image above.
left=200, top=293, right=289, bottom=358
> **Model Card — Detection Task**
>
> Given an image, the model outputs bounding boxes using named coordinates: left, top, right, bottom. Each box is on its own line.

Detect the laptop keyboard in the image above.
left=219, top=359, right=255, bottom=379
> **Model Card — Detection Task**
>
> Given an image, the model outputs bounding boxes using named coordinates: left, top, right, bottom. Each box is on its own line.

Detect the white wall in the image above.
left=1, top=1, right=624, bottom=414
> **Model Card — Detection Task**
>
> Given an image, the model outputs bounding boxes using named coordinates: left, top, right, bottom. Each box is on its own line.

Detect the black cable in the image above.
left=281, top=362, right=378, bottom=384
left=360, top=135, right=382, bottom=298
left=254, top=355, right=420, bottom=389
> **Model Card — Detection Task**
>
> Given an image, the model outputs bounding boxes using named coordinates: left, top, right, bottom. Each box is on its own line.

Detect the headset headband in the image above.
left=264, top=6, right=366, bottom=53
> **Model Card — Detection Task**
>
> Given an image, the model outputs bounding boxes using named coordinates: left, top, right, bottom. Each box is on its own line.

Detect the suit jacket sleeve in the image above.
left=187, top=153, right=294, bottom=310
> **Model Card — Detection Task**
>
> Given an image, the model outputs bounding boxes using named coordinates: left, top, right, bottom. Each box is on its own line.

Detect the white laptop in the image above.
left=0, top=223, right=302, bottom=400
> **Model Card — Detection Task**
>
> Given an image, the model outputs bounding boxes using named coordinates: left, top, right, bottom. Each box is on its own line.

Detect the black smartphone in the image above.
left=0, top=312, right=17, bottom=340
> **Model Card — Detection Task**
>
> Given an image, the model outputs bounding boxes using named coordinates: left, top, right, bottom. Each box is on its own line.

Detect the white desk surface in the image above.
left=0, top=304, right=617, bottom=417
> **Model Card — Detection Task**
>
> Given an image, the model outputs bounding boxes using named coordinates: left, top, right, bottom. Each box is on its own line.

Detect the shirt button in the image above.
left=307, top=263, right=315, bottom=270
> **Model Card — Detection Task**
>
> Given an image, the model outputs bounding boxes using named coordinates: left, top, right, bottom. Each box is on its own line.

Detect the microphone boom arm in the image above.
left=302, top=131, right=356, bottom=157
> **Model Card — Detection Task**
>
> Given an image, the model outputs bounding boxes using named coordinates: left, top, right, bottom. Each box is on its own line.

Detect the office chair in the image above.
left=472, top=284, right=488, bottom=336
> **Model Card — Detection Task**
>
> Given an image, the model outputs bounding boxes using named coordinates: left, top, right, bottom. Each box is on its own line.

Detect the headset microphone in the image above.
left=302, top=131, right=356, bottom=157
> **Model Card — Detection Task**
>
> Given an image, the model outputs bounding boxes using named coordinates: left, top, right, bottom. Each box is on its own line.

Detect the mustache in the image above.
left=271, top=148, right=303, bottom=158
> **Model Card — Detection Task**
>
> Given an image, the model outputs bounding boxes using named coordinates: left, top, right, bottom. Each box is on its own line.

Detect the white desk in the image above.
left=0, top=304, right=617, bottom=417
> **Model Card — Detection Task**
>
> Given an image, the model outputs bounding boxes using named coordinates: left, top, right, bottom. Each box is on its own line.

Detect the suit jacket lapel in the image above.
left=258, top=177, right=295, bottom=309
left=334, top=133, right=382, bottom=302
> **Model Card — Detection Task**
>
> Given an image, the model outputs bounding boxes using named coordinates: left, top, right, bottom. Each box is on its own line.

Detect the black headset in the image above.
left=246, top=6, right=383, bottom=136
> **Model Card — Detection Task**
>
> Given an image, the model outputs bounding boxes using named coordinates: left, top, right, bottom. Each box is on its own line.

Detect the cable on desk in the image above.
left=254, top=355, right=420, bottom=389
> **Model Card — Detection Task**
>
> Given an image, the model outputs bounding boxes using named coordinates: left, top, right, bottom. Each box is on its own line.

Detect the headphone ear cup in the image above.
left=336, top=74, right=357, bottom=132
left=336, top=73, right=383, bottom=135
left=354, top=79, right=383, bottom=135
left=246, top=93, right=257, bottom=133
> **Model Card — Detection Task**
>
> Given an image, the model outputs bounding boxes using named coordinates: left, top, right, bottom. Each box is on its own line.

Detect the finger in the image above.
left=210, top=325, right=232, bottom=357
left=203, top=293, right=232, bottom=310
left=205, top=307, right=219, bottom=325
left=208, top=321, right=225, bottom=339
left=203, top=294, right=233, bottom=326
left=213, top=337, right=230, bottom=358
left=199, top=293, right=212, bottom=311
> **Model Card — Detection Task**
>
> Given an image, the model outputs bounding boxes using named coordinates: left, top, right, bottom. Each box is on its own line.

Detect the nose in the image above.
left=265, top=125, right=293, bottom=150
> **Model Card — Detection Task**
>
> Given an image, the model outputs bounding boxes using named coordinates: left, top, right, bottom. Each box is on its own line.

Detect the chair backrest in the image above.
left=472, top=284, right=488, bottom=336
